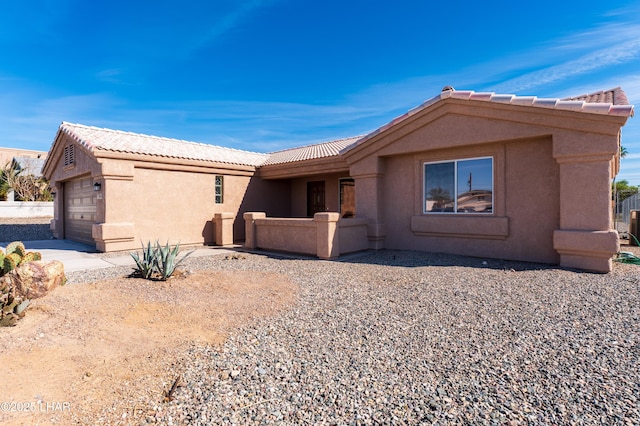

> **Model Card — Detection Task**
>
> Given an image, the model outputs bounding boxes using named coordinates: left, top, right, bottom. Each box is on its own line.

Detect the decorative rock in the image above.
left=4, top=260, right=66, bottom=299
left=48, top=250, right=640, bottom=424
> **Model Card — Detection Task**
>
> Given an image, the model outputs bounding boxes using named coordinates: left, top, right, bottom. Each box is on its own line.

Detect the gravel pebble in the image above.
left=5, top=219, right=638, bottom=425
left=0, top=217, right=53, bottom=242
left=128, top=250, right=638, bottom=425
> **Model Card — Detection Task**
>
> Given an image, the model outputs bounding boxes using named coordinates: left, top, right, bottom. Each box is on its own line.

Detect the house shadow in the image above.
left=335, top=249, right=561, bottom=272
left=237, top=247, right=559, bottom=272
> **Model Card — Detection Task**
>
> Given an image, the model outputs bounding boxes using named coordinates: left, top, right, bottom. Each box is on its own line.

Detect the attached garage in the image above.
left=42, top=122, right=286, bottom=252
left=63, top=176, right=96, bottom=245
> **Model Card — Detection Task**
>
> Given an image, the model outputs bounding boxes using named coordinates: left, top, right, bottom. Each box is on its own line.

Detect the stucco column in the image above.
left=244, top=212, right=266, bottom=249
left=351, top=157, right=385, bottom=250
left=92, top=159, right=136, bottom=252
left=214, top=212, right=235, bottom=246
left=553, top=145, right=618, bottom=272
left=50, top=184, right=63, bottom=239
left=314, top=212, right=340, bottom=259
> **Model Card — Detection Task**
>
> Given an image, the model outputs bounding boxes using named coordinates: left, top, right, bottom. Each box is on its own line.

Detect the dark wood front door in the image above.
left=340, top=178, right=355, bottom=218
left=307, top=181, right=325, bottom=217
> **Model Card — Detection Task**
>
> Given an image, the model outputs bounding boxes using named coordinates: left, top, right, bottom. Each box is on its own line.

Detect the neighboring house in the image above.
left=0, top=147, right=47, bottom=167
left=42, top=87, right=634, bottom=272
left=11, top=156, right=47, bottom=177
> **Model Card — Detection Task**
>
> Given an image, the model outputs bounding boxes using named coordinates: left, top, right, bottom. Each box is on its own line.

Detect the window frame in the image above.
left=214, top=175, right=224, bottom=204
left=423, top=156, right=494, bottom=215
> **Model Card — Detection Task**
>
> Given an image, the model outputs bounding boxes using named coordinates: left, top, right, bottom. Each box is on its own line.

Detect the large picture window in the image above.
left=424, top=157, right=493, bottom=214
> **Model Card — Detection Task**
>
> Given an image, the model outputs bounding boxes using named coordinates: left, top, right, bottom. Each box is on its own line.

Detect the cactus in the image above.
left=0, top=241, right=47, bottom=326
left=0, top=242, right=42, bottom=276
left=3, top=253, right=21, bottom=274
left=5, top=241, right=25, bottom=257
left=0, top=241, right=47, bottom=325
left=0, top=279, right=23, bottom=327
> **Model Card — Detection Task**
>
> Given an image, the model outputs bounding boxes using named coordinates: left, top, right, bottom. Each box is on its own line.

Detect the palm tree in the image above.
left=621, top=145, right=628, bottom=159
left=0, top=162, right=12, bottom=200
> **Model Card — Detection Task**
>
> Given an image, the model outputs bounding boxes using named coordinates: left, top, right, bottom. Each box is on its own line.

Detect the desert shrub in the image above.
left=0, top=240, right=43, bottom=326
left=1, top=163, right=52, bottom=201
left=130, top=241, right=193, bottom=281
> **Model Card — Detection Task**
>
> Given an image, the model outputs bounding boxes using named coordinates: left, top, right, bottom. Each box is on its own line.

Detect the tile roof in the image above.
left=262, top=136, right=362, bottom=166
left=12, top=156, right=46, bottom=177
left=49, top=87, right=634, bottom=172
left=348, top=87, right=635, bottom=151
left=562, top=87, right=630, bottom=105
left=58, top=122, right=269, bottom=167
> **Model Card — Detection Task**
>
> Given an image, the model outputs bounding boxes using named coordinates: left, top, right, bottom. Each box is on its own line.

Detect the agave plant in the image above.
left=130, top=241, right=157, bottom=279
left=130, top=241, right=193, bottom=281
left=154, top=241, right=193, bottom=280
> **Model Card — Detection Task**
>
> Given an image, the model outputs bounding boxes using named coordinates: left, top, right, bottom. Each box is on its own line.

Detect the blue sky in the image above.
left=1, top=1, right=640, bottom=183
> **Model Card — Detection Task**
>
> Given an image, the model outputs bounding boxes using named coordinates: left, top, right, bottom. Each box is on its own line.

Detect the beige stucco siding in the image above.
left=130, top=168, right=250, bottom=245
left=343, top=96, right=627, bottom=271
left=380, top=137, right=560, bottom=264
left=503, top=138, right=560, bottom=263
left=44, top=135, right=293, bottom=249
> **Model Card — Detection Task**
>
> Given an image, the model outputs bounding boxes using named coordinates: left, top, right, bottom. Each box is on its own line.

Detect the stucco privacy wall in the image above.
left=0, top=201, right=53, bottom=218
left=244, top=212, right=369, bottom=258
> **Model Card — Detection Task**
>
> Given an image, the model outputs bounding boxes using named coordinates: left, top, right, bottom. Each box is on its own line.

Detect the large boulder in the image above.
left=1, top=260, right=66, bottom=299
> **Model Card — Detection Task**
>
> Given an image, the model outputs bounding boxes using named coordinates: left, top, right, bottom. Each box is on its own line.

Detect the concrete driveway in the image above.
left=0, top=239, right=240, bottom=273
left=0, top=239, right=129, bottom=273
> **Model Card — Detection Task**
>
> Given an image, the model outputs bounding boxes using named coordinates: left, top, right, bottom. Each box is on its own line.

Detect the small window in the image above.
left=424, top=157, right=493, bottom=214
left=63, top=145, right=75, bottom=166
left=215, top=175, right=224, bottom=204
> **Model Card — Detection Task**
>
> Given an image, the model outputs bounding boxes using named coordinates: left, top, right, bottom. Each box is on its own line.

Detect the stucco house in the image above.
left=42, top=87, right=634, bottom=272
left=0, top=147, right=47, bottom=167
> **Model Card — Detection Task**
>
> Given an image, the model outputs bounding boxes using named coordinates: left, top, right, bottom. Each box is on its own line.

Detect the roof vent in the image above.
left=442, top=86, right=455, bottom=92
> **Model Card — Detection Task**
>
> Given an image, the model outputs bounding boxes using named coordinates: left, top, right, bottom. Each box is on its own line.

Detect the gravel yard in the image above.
left=3, top=217, right=639, bottom=425
left=128, top=250, right=639, bottom=425
left=0, top=217, right=53, bottom=242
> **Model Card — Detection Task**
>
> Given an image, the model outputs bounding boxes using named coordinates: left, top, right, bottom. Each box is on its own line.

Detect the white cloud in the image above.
left=493, top=25, right=640, bottom=93
left=0, top=92, right=123, bottom=151
left=189, top=0, right=280, bottom=53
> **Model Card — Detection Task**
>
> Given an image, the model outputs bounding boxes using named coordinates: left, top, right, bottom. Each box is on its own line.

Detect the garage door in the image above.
left=64, top=177, right=96, bottom=246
